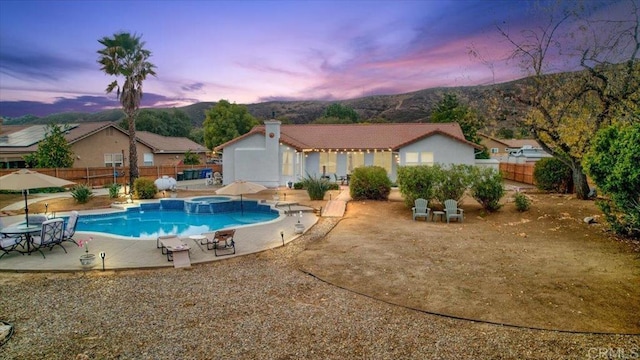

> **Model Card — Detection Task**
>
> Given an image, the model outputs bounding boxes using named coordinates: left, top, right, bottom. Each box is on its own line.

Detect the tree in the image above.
left=492, top=1, right=640, bottom=199
left=430, top=93, right=488, bottom=158
left=584, top=122, right=640, bottom=238
left=98, top=32, right=157, bottom=188
left=119, top=109, right=192, bottom=137
left=23, top=124, right=74, bottom=168
left=203, top=100, right=259, bottom=150
left=314, top=103, right=359, bottom=123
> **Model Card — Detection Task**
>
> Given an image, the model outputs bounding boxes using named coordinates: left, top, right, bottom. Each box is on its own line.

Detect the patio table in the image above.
left=1, top=224, right=41, bottom=254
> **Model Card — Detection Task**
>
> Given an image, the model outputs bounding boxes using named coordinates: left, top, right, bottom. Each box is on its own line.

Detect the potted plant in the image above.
left=78, top=238, right=96, bottom=269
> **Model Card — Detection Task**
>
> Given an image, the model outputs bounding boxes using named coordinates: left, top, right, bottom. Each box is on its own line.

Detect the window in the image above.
left=143, top=153, right=153, bottom=166
left=420, top=152, right=434, bottom=165
left=104, top=153, right=123, bottom=167
left=282, top=151, right=294, bottom=176
left=491, top=148, right=499, bottom=154
left=319, top=152, right=336, bottom=174
left=347, top=152, right=364, bottom=173
left=373, top=152, right=392, bottom=173
left=404, top=152, right=434, bottom=166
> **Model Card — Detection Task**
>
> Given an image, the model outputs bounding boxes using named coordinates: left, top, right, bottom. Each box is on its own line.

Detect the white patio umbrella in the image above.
left=215, top=180, right=267, bottom=214
left=0, top=169, right=75, bottom=226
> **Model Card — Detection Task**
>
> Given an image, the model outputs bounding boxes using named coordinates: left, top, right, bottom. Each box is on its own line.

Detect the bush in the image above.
left=471, top=168, right=505, bottom=212
left=71, top=184, right=93, bottom=204
left=301, top=174, right=332, bottom=200
left=293, top=182, right=304, bottom=190
left=108, top=183, right=121, bottom=199
left=397, top=165, right=438, bottom=207
left=533, top=157, right=572, bottom=193
left=349, top=166, right=391, bottom=200
left=133, top=178, right=158, bottom=200
left=514, top=192, right=531, bottom=212
left=433, top=164, right=475, bottom=204
left=327, top=182, right=340, bottom=191
left=584, top=123, right=640, bottom=238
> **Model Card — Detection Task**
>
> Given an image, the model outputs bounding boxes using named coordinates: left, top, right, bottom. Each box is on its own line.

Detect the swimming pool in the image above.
left=74, top=198, right=280, bottom=239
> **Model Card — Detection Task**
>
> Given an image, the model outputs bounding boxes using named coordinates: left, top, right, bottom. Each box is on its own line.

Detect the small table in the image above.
left=1, top=224, right=41, bottom=254
left=432, top=211, right=445, bottom=222
left=188, top=234, right=207, bottom=250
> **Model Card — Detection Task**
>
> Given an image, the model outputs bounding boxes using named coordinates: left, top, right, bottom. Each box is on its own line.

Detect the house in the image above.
left=0, top=122, right=207, bottom=168
left=478, top=133, right=551, bottom=161
left=214, top=121, right=482, bottom=187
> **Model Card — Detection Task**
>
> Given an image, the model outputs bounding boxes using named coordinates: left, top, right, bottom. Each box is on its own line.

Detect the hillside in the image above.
left=2, top=80, right=526, bottom=135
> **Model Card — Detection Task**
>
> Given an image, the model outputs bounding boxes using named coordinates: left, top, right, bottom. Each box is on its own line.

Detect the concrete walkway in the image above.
left=0, top=180, right=348, bottom=272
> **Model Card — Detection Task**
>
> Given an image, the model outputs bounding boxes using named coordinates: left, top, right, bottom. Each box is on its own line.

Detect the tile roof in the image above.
left=478, top=133, right=543, bottom=149
left=136, top=131, right=207, bottom=153
left=1, top=122, right=206, bottom=154
left=216, top=122, right=482, bottom=151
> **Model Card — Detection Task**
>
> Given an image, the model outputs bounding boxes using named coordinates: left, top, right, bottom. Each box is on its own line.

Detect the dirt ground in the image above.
left=2, top=186, right=639, bottom=334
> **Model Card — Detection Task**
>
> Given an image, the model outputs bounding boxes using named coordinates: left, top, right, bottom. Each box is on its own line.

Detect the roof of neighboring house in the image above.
left=136, top=131, right=207, bottom=153
left=0, top=122, right=206, bottom=154
left=478, top=133, right=543, bottom=149
left=216, top=122, right=482, bottom=151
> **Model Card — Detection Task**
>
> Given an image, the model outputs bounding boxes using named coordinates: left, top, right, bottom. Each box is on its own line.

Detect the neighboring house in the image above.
left=478, top=133, right=551, bottom=161
left=215, top=121, right=482, bottom=187
left=0, top=121, right=206, bottom=168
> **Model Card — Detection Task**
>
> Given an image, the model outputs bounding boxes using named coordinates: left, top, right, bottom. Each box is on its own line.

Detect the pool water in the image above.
left=75, top=199, right=279, bottom=239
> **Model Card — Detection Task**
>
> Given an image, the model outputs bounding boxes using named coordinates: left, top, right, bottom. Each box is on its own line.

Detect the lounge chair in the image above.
left=62, top=211, right=79, bottom=245
left=412, top=198, right=431, bottom=221
left=31, top=218, right=66, bottom=258
left=444, top=199, right=464, bottom=223
left=202, top=229, right=236, bottom=256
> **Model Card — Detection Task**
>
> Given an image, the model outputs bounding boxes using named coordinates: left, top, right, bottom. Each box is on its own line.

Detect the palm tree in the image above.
left=97, top=32, right=156, bottom=187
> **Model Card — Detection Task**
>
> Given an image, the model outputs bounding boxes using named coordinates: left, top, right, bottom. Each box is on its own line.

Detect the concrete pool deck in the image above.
left=0, top=180, right=347, bottom=272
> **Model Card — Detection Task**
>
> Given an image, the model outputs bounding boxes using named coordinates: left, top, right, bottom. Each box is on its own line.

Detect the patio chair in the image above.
left=27, top=214, right=48, bottom=226
left=62, top=211, right=79, bottom=246
left=0, top=235, right=24, bottom=259
left=31, top=218, right=66, bottom=258
left=412, top=198, right=431, bottom=221
left=203, top=229, right=236, bottom=256
left=444, top=199, right=464, bottom=223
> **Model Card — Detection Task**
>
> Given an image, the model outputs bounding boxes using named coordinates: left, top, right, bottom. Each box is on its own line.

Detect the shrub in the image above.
left=133, top=177, right=158, bottom=199
left=349, top=166, right=391, bottom=200
left=397, top=165, right=438, bottom=207
left=327, top=182, right=340, bottom=191
left=71, top=184, right=93, bottom=204
left=584, top=123, right=640, bottom=238
left=471, top=168, right=505, bottom=212
left=533, top=157, right=572, bottom=193
left=183, top=150, right=201, bottom=165
left=433, top=164, right=475, bottom=204
left=108, top=183, right=121, bottom=199
left=514, top=192, right=531, bottom=212
left=301, top=174, right=332, bottom=200
left=293, top=182, right=304, bottom=190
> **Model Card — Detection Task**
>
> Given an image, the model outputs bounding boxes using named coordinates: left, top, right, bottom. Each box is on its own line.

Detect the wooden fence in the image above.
left=0, top=164, right=222, bottom=188
left=499, top=162, right=535, bottom=185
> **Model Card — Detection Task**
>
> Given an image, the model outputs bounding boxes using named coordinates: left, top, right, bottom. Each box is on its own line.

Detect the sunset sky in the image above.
left=0, top=0, right=632, bottom=117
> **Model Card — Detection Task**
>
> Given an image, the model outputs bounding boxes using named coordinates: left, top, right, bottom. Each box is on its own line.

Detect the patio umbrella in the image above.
left=0, top=169, right=75, bottom=226
left=215, top=180, right=267, bottom=214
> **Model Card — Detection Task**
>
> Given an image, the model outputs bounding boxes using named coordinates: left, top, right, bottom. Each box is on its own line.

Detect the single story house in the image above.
left=214, top=121, right=482, bottom=187
left=0, top=121, right=207, bottom=168
left=478, top=133, right=551, bottom=161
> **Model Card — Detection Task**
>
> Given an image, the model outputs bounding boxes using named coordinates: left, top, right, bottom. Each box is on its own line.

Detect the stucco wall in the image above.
left=398, top=134, right=475, bottom=166
left=71, top=128, right=153, bottom=168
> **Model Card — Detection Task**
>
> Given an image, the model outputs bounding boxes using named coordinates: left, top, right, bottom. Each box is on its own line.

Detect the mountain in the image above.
left=1, top=80, right=526, bottom=135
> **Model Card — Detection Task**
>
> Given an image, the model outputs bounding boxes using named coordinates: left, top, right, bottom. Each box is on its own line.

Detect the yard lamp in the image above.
left=44, top=203, right=49, bottom=215
left=280, top=230, right=284, bottom=246
left=99, top=252, right=106, bottom=271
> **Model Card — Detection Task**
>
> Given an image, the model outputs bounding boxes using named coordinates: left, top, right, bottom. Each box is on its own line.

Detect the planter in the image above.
left=79, top=253, right=96, bottom=269
left=294, top=223, right=305, bottom=234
